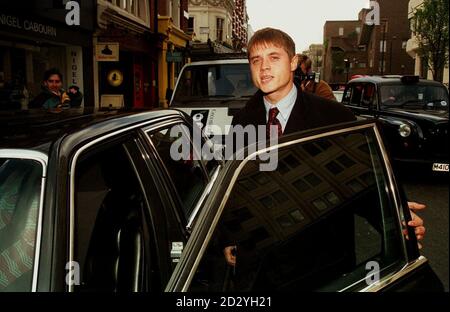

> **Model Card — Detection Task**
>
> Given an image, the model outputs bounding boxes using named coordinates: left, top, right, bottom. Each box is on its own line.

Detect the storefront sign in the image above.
left=100, top=94, right=124, bottom=109
left=166, top=51, right=183, bottom=63
left=0, top=14, right=57, bottom=37
left=107, top=69, right=124, bottom=87
left=66, top=46, right=84, bottom=101
left=96, top=43, right=119, bottom=62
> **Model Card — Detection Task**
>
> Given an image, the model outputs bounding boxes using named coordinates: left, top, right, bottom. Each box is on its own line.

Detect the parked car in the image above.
left=341, top=75, right=449, bottom=174
left=169, top=57, right=256, bottom=144
left=0, top=109, right=442, bottom=292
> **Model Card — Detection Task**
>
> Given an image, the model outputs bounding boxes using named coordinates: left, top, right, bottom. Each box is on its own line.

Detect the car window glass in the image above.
left=361, top=84, right=376, bottom=109
left=381, top=84, right=449, bottom=109
left=350, top=85, right=363, bottom=106
left=0, top=158, right=42, bottom=292
left=171, top=64, right=257, bottom=104
left=148, top=124, right=208, bottom=220
left=73, top=139, right=157, bottom=292
left=187, top=128, right=405, bottom=292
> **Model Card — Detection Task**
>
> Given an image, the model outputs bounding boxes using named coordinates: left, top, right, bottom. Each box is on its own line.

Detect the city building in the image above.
left=323, top=20, right=368, bottom=84
left=406, top=0, right=449, bottom=85
left=323, top=0, right=415, bottom=84
left=96, top=0, right=159, bottom=109
left=232, top=0, right=249, bottom=51
left=158, top=0, right=192, bottom=107
left=0, top=0, right=95, bottom=109
left=188, top=0, right=236, bottom=57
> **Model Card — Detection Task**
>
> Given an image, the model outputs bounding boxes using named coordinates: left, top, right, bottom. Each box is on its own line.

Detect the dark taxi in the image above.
left=342, top=75, right=449, bottom=174
left=0, top=109, right=442, bottom=292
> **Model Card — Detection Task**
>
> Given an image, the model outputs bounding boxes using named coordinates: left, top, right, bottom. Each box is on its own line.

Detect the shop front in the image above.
left=158, top=16, right=191, bottom=107
left=0, top=1, right=95, bottom=109
left=96, top=1, right=159, bottom=109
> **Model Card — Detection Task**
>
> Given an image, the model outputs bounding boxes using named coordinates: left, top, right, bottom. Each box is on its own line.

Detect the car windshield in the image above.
left=171, top=63, right=257, bottom=105
left=380, top=84, right=449, bottom=110
left=0, top=158, right=42, bottom=292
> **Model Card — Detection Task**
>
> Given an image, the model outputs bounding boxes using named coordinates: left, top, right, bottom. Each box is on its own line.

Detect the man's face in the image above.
left=249, top=43, right=298, bottom=103
left=44, top=74, right=62, bottom=93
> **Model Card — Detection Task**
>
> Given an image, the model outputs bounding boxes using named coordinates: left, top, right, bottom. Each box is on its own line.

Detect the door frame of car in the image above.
left=165, top=120, right=424, bottom=292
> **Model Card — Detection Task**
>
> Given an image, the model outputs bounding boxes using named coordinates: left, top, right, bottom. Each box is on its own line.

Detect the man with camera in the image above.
left=296, top=54, right=336, bottom=101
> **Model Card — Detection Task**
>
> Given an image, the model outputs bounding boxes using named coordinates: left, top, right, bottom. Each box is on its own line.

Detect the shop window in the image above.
left=217, top=18, right=224, bottom=42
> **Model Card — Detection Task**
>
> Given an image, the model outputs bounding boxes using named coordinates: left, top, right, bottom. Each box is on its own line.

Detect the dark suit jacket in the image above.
left=232, top=84, right=356, bottom=135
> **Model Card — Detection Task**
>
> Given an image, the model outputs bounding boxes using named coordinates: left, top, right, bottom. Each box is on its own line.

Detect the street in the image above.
left=401, top=173, right=449, bottom=291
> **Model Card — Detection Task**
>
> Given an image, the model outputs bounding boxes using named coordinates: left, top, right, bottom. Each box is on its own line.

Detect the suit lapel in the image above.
left=284, top=91, right=307, bottom=135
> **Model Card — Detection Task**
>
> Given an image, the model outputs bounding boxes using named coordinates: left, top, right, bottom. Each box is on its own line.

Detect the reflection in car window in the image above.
left=188, top=129, right=405, bottom=292
left=172, top=64, right=257, bottom=104
left=73, top=140, right=156, bottom=292
left=149, top=124, right=208, bottom=219
left=380, top=85, right=449, bottom=109
left=0, top=158, right=41, bottom=292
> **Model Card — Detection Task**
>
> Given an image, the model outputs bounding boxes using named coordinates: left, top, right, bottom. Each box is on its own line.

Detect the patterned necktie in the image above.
left=266, top=107, right=283, bottom=139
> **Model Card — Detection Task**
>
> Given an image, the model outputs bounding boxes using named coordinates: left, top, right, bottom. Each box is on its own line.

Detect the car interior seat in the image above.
left=81, top=149, right=147, bottom=292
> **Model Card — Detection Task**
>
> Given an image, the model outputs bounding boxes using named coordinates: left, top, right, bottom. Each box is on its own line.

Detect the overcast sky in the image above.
left=246, top=0, right=371, bottom=52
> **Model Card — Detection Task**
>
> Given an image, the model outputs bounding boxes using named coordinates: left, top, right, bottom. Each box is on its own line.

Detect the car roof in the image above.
left=0, top=108, right=184, bottom=153
left=184, top=59, right=249, bottom=66
left=348, top=75, right=446, bottom=87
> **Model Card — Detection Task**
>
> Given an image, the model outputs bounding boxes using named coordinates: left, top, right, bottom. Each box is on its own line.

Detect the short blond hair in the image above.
left=247, top=27, right=296, bottom=59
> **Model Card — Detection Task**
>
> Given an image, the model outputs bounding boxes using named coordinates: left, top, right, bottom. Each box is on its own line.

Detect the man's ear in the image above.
left=291, top=54, right=299, bottom=72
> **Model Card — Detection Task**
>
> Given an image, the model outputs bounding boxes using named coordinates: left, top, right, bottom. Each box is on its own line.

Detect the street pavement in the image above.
left=401, top=173, right=449, bottom=292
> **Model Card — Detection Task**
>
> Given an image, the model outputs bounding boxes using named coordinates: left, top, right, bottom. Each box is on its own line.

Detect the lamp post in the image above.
left=344, top=58, right=350, bottom=82
left=380, top=21, right=386, bottom=75
left=389, top=35, right=397, bottom=74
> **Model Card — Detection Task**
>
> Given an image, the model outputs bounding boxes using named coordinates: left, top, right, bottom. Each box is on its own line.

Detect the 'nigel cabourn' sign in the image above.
left=0, top=14, right=57, bottom=37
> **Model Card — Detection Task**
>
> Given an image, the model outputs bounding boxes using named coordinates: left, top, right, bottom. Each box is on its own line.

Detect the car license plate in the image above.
left=432, top=163, right=449, bottom=172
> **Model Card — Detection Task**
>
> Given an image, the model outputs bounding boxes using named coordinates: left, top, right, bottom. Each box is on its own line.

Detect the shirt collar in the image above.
left=263, top=84, right=297, bottom=121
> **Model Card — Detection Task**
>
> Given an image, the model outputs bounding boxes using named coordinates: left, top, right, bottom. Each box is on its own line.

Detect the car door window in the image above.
left=186, top=126, right=406, bottom=292
left=361, top=84, right=376, bottom=110
left=349, top=85, right=363, bottom=106
left=73, top=138, right=158, bottom=292
left=147, top=124, right=208, bottom=220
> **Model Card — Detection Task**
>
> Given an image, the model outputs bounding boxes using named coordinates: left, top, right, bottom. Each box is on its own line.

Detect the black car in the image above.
left=0, top=109, right=443, bottom=292
left=341, top=75, right=449, bottom=175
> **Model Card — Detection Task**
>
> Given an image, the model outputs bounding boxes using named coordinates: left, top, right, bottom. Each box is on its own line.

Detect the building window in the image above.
left=101, top=0, right=149, bottom=25
left=171, top=0, right=181, bottom=28
left=358, top=45, right=366, bottom=52
left=339, top=27, right=344, bottom=36
left=379, top=60, right=386, bottom=73
left=188, top=17, right=194, bottom=34
left=216, top=18, right=224, bottom=42
left=358, top=63, right=366, bottom=68
left=380, top=40, right=387, bottom=53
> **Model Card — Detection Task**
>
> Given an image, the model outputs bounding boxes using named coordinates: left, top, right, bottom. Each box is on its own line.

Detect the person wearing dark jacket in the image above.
left=223, top=27, right=426, bottom=267
left=29, top=68, right=71, bottom=110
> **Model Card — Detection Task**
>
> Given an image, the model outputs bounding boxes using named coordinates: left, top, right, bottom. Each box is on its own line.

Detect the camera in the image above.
left=295, top=70, right=321, bottom=84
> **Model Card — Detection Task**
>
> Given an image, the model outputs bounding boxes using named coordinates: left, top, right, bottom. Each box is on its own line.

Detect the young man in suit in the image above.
left=224, top=27, right=426, bottom=266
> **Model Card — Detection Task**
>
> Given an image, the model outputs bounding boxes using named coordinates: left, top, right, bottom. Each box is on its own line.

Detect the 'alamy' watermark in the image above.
left=66, top=261, right=80, bottom=286
left=169, top=124, right=279, bottom=171
left=365, top=1, right=380, bottom=26
left=65, top=1, right=80, bottom=26
left=365, top=261, right=380, bottom=286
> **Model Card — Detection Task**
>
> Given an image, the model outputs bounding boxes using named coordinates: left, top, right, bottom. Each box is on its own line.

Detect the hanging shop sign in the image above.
left=107, top=69, right=123, bottom=87
left=96, top=42, right=119, bottom=61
